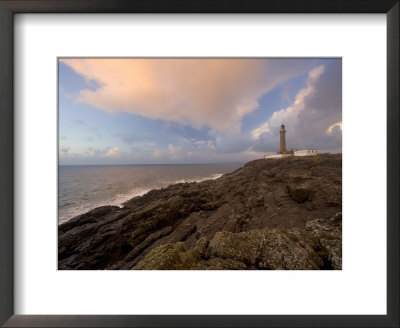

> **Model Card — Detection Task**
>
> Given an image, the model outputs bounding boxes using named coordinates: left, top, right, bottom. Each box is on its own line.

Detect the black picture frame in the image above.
left=0, top=1, right=398, bottom=327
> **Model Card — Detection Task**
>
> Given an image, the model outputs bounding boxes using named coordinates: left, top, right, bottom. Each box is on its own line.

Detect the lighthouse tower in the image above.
left=280, top=124, right=287, bottom=154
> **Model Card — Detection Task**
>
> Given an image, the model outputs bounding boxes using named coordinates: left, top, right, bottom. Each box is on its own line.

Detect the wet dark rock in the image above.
left=59, top=154, right=342, bottom=270
left=287, top=184, right=314, bottom=203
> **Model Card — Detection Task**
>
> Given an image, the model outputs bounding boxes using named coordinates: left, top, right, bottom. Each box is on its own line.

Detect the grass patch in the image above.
left=310, top=236, right=320, bottom=248
left=287, top=234, right=299, bottom=242
left=280, top=229, right=299, bottom=242
left=322, top=233, right=337, bottom=240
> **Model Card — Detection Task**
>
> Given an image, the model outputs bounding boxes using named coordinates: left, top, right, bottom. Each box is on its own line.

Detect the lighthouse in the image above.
left=280, top=124, right=287, bottom=154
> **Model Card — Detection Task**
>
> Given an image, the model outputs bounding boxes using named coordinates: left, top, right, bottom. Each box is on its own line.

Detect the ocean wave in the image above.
left=58, top=189, right=151, bottom=225
left=59, top=172, right=225, bottom=225
left=174, top=173, right=223, bottom=184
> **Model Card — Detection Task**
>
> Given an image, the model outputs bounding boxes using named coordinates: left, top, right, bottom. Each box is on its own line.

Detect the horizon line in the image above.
left=58, top=162, right=245, bottom=167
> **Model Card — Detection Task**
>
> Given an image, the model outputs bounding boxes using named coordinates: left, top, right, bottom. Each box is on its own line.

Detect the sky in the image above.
left=59, top=58, right=342, bottom=165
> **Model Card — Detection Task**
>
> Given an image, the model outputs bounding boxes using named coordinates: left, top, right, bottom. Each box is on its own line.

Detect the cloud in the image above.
left=251, top=121, right=270, bottom=140
left=59, top=59, right=341, bottom=165
left=105, top=147, right=123, bottom=157
left=252, top=61, right=342, bottom=152
left=59, top=138, right=265, bottom=165
left=59, top=145, right=133, bottom=164
left=267, top=65, right=325, bottom=129
left=152, top=149, right=163, bottom=159
left=61, top=58, right=317, bottom=133
left=71, top=118, right=102, bottom=139
left=213, top=131, right=253, bottom=153
left=114, top=132, right=142, bottom=145
left=151, top=138, right=217, bottom=161
left=208, top=140, right=216, bottom=150
left=167, top=144, right=181, bottom=159
left=151, top=144, right=182, bottom=160
left=326, top=122, right=342, bottom=135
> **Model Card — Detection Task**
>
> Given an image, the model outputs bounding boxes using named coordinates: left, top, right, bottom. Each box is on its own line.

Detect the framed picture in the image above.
left=57, top=57, right=343, bottom=272
left=0, top=0, right=398, bottom=327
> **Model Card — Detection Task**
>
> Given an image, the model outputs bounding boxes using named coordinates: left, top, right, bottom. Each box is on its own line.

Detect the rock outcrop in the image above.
left=59, top=154, right=342, bottom=270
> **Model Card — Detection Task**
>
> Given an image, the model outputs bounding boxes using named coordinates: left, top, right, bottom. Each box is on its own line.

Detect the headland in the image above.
left=58, top=154, right=342, bottom=270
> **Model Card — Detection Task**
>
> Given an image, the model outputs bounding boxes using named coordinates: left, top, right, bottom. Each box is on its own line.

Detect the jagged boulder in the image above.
left=209, top=230, right=264, bottom=265
left=257, top=229, right=322, bottom=270
left=135, top=242, right=196, bottom=270
left=134, top=237, right=208, bottom=270
left=189, top=237, right=209, bottom=260
left=287, top=184, right=314, bottom=203
left=305, top=217, right=342, bottom=269
left=208, top=228, right=323, bottom=270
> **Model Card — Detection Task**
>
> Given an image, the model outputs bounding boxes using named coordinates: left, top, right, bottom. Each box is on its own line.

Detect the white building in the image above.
left=264, top=125, right=325, bottom=159
left=264, top=154, right=293, bottom=159
left=294, top=149, right=321, bottom=156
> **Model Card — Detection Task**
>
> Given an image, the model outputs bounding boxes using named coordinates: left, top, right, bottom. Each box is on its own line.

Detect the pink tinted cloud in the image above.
left=61, top=58, right=312, bottom=132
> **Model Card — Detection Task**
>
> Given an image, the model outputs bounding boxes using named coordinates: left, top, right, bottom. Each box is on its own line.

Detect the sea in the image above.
left=58, top=163, right=243, bottom=225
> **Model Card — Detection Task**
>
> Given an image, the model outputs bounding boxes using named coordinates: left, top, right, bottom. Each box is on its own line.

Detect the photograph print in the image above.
left=58, top=58, right=342, bottom=270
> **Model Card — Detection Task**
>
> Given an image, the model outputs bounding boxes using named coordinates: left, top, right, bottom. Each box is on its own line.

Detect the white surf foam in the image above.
left=59, top=172, right=225, bottom=225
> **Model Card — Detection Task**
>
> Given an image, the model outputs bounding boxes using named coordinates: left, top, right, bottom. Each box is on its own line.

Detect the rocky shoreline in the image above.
left=58, top=154, right=342, bottom=270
